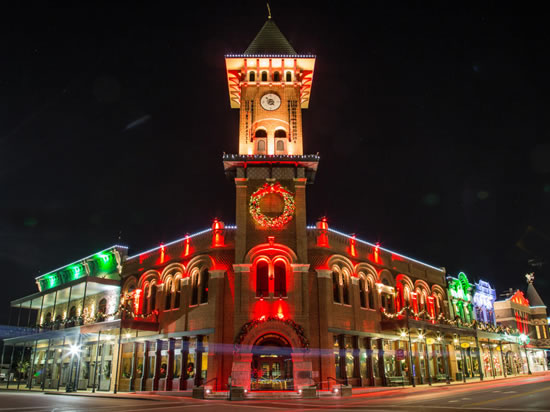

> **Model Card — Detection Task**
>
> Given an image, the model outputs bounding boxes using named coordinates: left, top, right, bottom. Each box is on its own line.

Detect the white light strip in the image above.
left=126, top=226, right=237, bottom=261
left=35, top=245, right=129, bottom=281
left=306, top=226, right=444, bottom=273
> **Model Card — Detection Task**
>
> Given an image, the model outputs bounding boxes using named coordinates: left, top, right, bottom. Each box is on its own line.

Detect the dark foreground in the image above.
left=0, top=373, right=549, bottom=411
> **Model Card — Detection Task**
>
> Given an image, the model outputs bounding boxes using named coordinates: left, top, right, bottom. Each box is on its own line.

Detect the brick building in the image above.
left=2, top=17, right=538, bottom=395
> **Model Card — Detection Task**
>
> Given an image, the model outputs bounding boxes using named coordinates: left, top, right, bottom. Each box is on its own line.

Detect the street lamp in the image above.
left=66, top=344, right=81, bottom=392
left=519, top=334, right=532, bottom=375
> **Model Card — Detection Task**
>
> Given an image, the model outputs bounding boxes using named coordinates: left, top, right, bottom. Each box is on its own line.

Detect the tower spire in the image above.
left=267, top=2, right=272, bottom=19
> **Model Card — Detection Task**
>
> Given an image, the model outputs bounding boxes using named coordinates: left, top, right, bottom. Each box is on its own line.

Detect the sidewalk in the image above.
left=2, top=371, right=548, bottom=401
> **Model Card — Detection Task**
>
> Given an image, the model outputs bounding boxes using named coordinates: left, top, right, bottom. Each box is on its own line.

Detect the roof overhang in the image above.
left=11, top=277, right=120, bottom=309
left=223, top=154, right=319, bottom=183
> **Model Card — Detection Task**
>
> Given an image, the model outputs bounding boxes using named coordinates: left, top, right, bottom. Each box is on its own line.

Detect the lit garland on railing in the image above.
left=381, top=307, right=520, bottom=335
left=249, top=183, right=295, bottom=229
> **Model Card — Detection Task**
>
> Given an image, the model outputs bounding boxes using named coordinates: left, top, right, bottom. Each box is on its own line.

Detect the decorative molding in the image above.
left=233, top=264, right=252, bottom=273
left=209, top=269, right=226, bottom=279
left=316, top=269, right=331, bottom=279
left=351, top=277, right=359, bottom=285
left=291, top=263, right=310, bottom=273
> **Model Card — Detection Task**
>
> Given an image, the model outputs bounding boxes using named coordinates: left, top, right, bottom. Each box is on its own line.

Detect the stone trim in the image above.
left=316, top=269, right=332, bottom=279
left=351, top=277, right=359, bottom=285
left=209, top=270, right=226, bottom=279
left=291, top=263, right=310, bottom=272
left=233, top=264, right=252, bottom=273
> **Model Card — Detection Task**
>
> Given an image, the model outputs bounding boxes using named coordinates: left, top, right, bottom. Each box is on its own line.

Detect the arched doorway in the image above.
left=251, top=333, right=293, bottom=391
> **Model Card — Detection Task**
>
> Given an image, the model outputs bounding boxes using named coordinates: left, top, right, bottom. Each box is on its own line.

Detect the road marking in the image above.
left=503, top=390, right=516, bottom=393
left=447, top=400, right=459, bottom=402
left=461, top=397, right=472, bottom=400
left=466, top=385, right=550, bottom=407
left=492, top=390, right=501, bottom=393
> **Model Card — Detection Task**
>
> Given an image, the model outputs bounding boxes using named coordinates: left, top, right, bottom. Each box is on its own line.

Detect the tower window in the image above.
left=261, top=71, right=268, bottom=81
left=274, top=129, right=286, bottom=138
left=276, top=140, right=285, bottom=152
left=254, top=129, right=267, bottom=138
left=286, top=71, right=292, bottom=82
left=273, top=71, right=280, bottom=82
left=249, top=71, right=255, bottom=82
left=257, top=140, right=266, bottom=152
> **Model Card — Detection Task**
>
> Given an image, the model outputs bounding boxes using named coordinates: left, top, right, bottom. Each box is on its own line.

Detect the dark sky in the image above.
left=2, top=2, right=549, bottom=324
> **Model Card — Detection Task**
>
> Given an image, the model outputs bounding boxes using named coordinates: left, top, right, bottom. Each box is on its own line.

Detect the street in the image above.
left=0, top=373, right=549, bottom=411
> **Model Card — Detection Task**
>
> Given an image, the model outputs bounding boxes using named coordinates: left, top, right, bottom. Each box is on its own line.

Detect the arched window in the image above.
left=274, top=129, right=286, bottom=138
left=98, top=298, right=107, bottom=314
left=404, top=286, right=411, bottom=307
left=256, top=261, right=269, bottom=297
left=261, top=71, right=268, bottom=81
left=274, top=260, right=287, bottom=297
left=434, top=294, right=441, bottom=317
left=367, top=280, right=375, bottom=309
left=199, top=269, right=209, bottom=304
left=249, top=71, right=255, bottom=81
left=286, top=71, right=292, bottom=82
left=342, top=271, right=350, bottom=305
left=69, top=306, right=77, bottom=319
left=150, top=284, right=157, bottom=312
left=273, top=71, right=280, bottom=81
left=276, top=140, right=285, bottom=152
left=174, top=278, right=181, bottom=308
left=142, top=284, right=149, bottom=314
left=191, top=272, right=199, bottom=306
left=359, top=277, right=367, bottom=308
left=254, top=129, right=267, bottom=137
left=332, top=271, right=341, bottom=303
left=165, top=279, right=172, bottom=310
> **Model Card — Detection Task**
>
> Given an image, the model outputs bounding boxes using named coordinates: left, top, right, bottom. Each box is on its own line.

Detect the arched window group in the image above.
left=190, top=268, right=209, bottom=306
left=247, top=71, right=292, bottom=82
left=332, top=267, right=351, bottom=305
left=255, top=258, right=287, bottom=298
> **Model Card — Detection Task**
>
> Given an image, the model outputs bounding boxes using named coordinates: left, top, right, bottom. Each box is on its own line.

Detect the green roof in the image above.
left=244, top=19, right=297, bottom=56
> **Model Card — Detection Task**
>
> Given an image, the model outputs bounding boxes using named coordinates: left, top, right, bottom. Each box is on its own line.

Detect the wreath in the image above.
left=249, top=182, right=295, bottom=229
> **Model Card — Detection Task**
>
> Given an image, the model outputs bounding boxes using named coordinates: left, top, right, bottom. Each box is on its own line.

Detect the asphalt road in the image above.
left=0, top=374, right=548, bottom=411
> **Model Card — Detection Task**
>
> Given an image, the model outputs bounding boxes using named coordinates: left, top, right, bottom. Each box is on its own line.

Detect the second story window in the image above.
left=199, top=269, right=209, bottom=304
left=98, top=298, right=107, bottom=315
left=274, top=260, right=287, bottom=297
left=165, top=279, right=173, bottom=310
left=191, top=272, right=199, bottom=306
left=332, top=271, right=340, bottom=303
left=342, top=271, right=350, bottom=305
left=359, top=277, right=367, bottom=308
left=174, top=278, right=181, bottom=308
left=256, top=260, right=269, bottom=298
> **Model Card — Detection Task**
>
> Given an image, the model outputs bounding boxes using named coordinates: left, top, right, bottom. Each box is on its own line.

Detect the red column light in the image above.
left=316, top=216, right=329, bottom=247
left=212, top=218, right=225, bottom=247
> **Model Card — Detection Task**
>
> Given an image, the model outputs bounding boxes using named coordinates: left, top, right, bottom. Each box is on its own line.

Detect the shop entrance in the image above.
left=251, top=333, right=293, bottom=391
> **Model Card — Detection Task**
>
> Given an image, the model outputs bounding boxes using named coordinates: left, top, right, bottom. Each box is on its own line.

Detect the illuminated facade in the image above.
left=3, top=17, right=542, bottom=396
left=494, top=274, right=550, bottom=373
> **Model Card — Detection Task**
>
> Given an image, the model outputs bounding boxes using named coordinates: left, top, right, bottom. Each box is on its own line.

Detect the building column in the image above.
left=153, top=339, right=162, bottom=391
left=366, top=337, right=374, bottom=386
left=166, top=338, right=175, bottom=391
left=377, top=338, right=386, bottom=386
left=140, top=340, right=150, bottom=392
left=208, top=269, right=226, bottom=391
left=352, top=335, right=360, bottom=384
left=316, top=269, right=333, bottom=390
left=179, top=338, right=190, bottom=390
left=499, top=341, right=506, bottom=378
left=293, top=177, right=308, bottom=262
left=338, top=335, right=347, bottom=384
left=195, top=336, right=204, bottom=387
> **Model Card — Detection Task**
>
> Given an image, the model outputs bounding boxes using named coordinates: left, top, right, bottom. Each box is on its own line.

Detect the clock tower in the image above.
left=223, top=17, right=318, bottom=265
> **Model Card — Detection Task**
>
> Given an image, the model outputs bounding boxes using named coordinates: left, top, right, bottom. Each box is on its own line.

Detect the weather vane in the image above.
left=267, top=2, right=272, bottom=19
left=525, top=272, right=535, bottom=284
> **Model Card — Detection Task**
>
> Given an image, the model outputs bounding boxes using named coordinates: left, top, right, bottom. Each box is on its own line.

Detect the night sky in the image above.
left=2, top=2, right=549, bottom=324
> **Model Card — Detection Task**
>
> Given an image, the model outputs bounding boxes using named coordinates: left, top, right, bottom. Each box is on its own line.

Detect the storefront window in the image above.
left=201, top=352, right=208, bottom=379
left=122, top=357, right=132, bottom=379
left=136, top=357, right=143, bottom=378
left=333, top=336, right=341, bottom=379
left=148, top=356, right=155, bottom=378
left=159, top=355, right=168, bottom=378
left=173, top=354, right=181, bottom=378
left=187, top=353, right=196, bottom=378
left=383, top=340, right=396, bottom=377
left=372, top=340, right=380, bottom=378
left=359, top=340, right=368, bottom=378
left=103, top=360, right=111, bottom=379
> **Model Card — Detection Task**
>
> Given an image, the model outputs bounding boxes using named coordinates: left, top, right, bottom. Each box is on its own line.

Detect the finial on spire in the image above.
left=267, top=2, right=272, bottom=19
left=526, top=272, right=535, bottom=284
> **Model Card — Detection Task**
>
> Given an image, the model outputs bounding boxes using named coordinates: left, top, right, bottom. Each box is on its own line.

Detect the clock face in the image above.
left=260, top=93, right=281, bottom=111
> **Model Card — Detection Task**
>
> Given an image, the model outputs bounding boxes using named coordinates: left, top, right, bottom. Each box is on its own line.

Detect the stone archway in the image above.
left=231, top=319, right=312, bottom=391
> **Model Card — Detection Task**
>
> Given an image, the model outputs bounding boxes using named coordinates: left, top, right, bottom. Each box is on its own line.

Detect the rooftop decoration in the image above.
left=35, top=245, right=127, bottom=292
left=448, top=272, right=472, bottom=302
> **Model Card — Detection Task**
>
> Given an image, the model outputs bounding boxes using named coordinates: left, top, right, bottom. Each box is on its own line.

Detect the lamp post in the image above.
left=519, top=334, right=532, bottom=375
left=66, top=344, right=81, bottom=392
left=406, top=308, right=416, bottom=387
